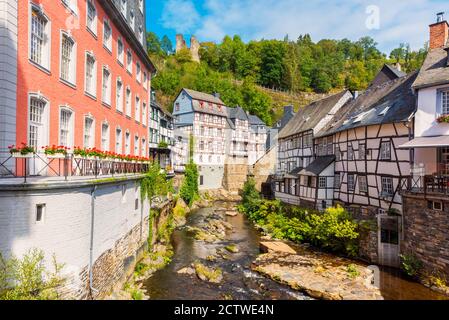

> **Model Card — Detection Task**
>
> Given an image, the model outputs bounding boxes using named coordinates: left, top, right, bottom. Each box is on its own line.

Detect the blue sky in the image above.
left=146, top=0, right=448, bottom=53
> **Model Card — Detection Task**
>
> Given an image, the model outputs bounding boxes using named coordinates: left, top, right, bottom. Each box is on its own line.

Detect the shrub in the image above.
left=0, top=249, right=65, bottom=300
left=400, top=253, right=423, bottom=278
left=180, top=136, right=199, bottom=206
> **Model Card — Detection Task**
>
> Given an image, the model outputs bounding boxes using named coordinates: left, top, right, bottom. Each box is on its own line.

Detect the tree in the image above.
left=147, top=32, right=162, bottom=55
left=180, top=135, right=199, bottom=206
left=160, top=35, right=173, bottom=55
left=141, top=163, right=172, bottom=218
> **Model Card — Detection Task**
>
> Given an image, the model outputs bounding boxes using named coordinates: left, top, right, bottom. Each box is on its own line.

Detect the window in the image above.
left=136, top=62, right=141, bottom=83
left=125, top=131, right=130, bottom=154
left=126, top=49, right=132, bottom=74
left=142, top=102, right=147, bottom=126
left=116, top=78, right=123, bottom=112
left=380, top=141, right=391, bottom=160
left=138, top=25, right=144, bottom=45
left=348, top=174, right=355, bottom=191
left=381, top=177, right=394, bottom=196
left=319, top=177, right=327, bottom=189
left=60, top=33, right=76, bottom=84
left=85, top=52, right=97, bottom=97
left=141, top=138, right=146, bottom=157
left=200, top=176, right=204, bottom=186
left=102, top=67, right=111, bottom=105
left=359, top=144, right=366, bottom=160
left=348, top=145, right=354, bottom=160
left=121, top=184, right=127, bottom=203
left=30, top=6, right=50, bottom=69
left=428, top=201, right=443, bottom=211
left=62, top=0, right=78, bottom=14
left=334, top=174, right=341, bottom=189
left=336, top=146, right=341, bottom=161
left=84, top=117, right=94, bottom=148
left=36, top=204, right=45, bottom=223
left=125, top=87, right=132, bottom=117
left=129, top=9, right=135, bottom=31
left=103, top=20, right=112, bottom=52
left=135, top=96, right=140, bottom=122
left=116, top=128, right=123, bottom=153
left=139, top=0, right=144, bottom=12
left=86, top=0, right=97, bottom=35
left=117, top=37, right=124, bottom=65
left=29, top=96, right=48, bottom=151
left=59, top=108, right=73, bottom=147
left=143, top=72, right=148, bottom=89
left=134, top=136, right=139, bottom=155
left=101, top=123, right=110, bottom=151
left=441, top=90, right=449, bottom=115
left=359, top=175, right=368, bottom=193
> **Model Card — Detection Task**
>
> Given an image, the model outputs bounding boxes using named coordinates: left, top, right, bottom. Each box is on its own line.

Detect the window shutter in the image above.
left=437, top=90, right=442, bottom=116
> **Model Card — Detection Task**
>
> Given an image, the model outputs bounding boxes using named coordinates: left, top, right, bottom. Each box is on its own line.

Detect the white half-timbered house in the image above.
left=274, top=91, right=352, bottom=205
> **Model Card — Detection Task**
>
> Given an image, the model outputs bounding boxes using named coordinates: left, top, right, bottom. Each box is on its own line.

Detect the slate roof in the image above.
left=385, top=64, right=407, bottom=78
left=183, top=88, right=225, bottom=105
left=227, top=106, right=249, bottom=121
left=316, top=71, right=418, bottom=138
left=274, top=106, right=296, bottom=130
left=299, top=156, right=336, bottom=176
left=278, top=90, right=350, bottom=139
left=412, top=48, right=449, bottom=89
left=249, top=115, right=265, bottom=126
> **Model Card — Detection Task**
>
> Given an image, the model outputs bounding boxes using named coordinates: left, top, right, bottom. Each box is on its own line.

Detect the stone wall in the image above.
left=223, top=163, right=248, bottom=192
left=251, top=146, right=277, bottom=192
left=0, top=176, right=173, bottom=299
left=401, top=193, right=449, bottom=279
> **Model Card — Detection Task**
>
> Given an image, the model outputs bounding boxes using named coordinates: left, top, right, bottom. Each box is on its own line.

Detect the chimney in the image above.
left=394, top=62, right=402, bottom=72
left=429, top=12, right=449, bottom=50
left=284, top=105, right=294, bottom=115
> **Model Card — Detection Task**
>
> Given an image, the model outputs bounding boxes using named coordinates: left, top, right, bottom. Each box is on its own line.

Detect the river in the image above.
left=143, top=202, right=448, bottom=300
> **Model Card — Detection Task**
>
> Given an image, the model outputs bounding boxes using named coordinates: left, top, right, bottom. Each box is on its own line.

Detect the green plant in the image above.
left=346, top=264, right=360, bottom=279
left=0, top=249, right=65, bottom=300
left=400, top=253, right=423, bottom=278
left=158, top=141, right=169, bottom=149
left=180, top=135, right=199, bottom=206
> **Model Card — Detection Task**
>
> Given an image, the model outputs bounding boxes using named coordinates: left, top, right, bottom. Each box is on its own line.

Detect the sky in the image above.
left=146, top=0, right=448, bottom=54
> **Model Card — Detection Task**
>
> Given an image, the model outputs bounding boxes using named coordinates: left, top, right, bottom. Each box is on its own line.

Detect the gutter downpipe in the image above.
left=89, top=185, right=99, bottom=299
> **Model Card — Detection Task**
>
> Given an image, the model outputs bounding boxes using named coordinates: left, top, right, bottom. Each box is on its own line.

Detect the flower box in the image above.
left=11, top=152, right=34, bottom=158
left=46, top=153, right=67, bottom=159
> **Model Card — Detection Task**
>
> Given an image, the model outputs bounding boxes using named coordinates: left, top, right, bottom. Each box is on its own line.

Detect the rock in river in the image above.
left=260, top=241, right=297, bottom=255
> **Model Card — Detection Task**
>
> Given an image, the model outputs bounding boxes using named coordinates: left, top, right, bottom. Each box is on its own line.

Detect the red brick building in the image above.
left=0, top=0, right=155, bottom=175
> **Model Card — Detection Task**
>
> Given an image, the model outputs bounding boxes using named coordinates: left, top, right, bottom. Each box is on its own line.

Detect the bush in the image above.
left=400, top=253, right=423, bottom=278
left=238, top=180, right=360, bottom=257
left=180, top=135, right=199, bottom=206
left=0, top=249, right=65, bottom=300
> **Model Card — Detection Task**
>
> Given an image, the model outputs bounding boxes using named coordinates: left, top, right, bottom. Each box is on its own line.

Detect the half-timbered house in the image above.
left=274, top=90, right=352, bottom=205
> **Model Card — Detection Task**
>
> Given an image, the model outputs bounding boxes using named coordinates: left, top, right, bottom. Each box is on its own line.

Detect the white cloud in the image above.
left=190, top=0, right=442, bottom=53
left=160, top=0, right=200, bottom=34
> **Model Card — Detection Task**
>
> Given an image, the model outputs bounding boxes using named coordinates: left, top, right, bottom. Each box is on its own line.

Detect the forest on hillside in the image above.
left=146, top=32, right=428, bottom=126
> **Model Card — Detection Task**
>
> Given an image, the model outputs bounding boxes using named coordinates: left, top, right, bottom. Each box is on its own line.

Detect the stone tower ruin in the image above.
left=175, top=34, right=200, bottom=63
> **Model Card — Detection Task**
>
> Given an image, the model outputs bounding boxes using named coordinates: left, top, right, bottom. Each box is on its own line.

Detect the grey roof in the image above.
left=278, top=90, right=350, bottom=139
left=413, top=48, right=449, bottom=89
left=385, top=64, right=407, bottom=78
left=299, top=156, right=336, bottom=176
left=288, top=167, right=303, bottom=176
left=227, top=106, right=249, bottom=121
left=249, top=114, right=265, bottom=126
left=183, top=88, right=225, bottom=105
left=274, top=106, right=296, bottom=130
left=316, top=71, right=418, bottom=138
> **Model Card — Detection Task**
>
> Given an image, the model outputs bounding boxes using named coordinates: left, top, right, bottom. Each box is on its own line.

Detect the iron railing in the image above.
left=400, top=175, right=449, bottom=196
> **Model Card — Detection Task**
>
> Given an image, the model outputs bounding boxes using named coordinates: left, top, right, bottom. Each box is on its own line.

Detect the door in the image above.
left=28, top=98, right=48, bottom=176
left=378, top=214, right=401, bottom=267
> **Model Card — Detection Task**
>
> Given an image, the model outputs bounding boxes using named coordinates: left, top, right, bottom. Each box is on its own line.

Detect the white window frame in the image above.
left=142, top=102, right=147, bottom=126
left=380, top=141, right=391, bottom=160
left=134, top=135, right=139, bottom=155
left=143, top=71, right=148, bottom=90
left=101, top=122, right=110, bottom=151
left=116, top=127, right=123, bottom=154
left=126, top=49, right=133, bottom=74
left=59, top=31, right=77, bottom=86
left=125, top=131, right=131, bottom=154
left=117, top=37, right=124, bottom=65
left=86, top=0, right=97, bottom=36
left=102, top=66, right=112, bottom=106
left=441, top=90, right=449, bottom=115
left=348, top=174, right=355, bottom=191
left=29, top=4, right=51, bottom=71
left=120, top=0, right=127, bottom=18
left=141, top=138, right=146, bottom=157
left=359, top=175, right=368, bottom=193
left=84, top=51, right=97, bottom=98
left=28, top=93, right=49, bottom=152
left=59, top=106, right=74, bottom=148
left=83, top=115, right=95, bottom=148
left=381, top=176, right=394, bottom=196
left=136, top=62, right=141, bottom=83
left=116, top=77, right=124, bottom=112
left=135, top=95, right=141, bottom=123
left=103, top=19, right=112, bottom=52
left=125, top=86, right=132, bottom=117
left=61, top=0, right=78, bottom=15
left=318, top=177, right=327, bottom=189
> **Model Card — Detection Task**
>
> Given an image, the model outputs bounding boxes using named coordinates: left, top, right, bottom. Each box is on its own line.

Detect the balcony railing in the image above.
left=400, top=175, right=449, bottom=196
left=0, top=153, right=151, bottom=183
